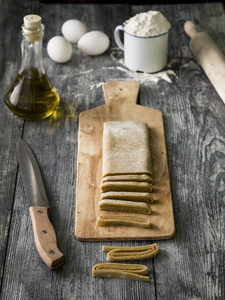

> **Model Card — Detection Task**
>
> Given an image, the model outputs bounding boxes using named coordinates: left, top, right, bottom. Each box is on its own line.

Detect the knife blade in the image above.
left=17, top=139, right=66, bottom=270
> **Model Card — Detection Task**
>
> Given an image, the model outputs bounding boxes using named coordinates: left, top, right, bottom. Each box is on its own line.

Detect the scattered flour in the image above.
left=114, top=66, right=176, bottom=83
left=105, top=47, right=177, bottom=85
left=124, top=10, right=171, bottom=37
left=88, top=45, right=177, bottom=91
left=90, top=82, right=104, bottom=91
left=89, top=55, right=177, bottom=91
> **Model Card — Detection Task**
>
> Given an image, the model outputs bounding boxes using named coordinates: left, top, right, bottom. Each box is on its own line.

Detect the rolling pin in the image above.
left=184, top=21, right=225, bottom=104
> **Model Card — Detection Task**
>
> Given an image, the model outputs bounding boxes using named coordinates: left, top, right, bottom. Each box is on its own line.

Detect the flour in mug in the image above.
left=124, top=11, right=171, bottom=37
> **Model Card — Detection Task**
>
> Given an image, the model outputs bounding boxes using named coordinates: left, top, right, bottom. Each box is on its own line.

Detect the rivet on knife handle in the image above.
left=29, top=206, right=66, bottom=270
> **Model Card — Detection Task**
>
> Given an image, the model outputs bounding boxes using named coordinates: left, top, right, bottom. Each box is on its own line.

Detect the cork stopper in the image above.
left=24, top=15, right=42, bottom=29
left=23, top=15, right=43, bottom=42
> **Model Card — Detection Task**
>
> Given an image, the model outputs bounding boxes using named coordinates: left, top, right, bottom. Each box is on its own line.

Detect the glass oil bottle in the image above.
left=4, top=15, right=60, bottom=120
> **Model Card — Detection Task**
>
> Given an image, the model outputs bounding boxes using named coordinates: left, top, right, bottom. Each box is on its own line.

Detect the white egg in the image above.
left=47, top=36, right=72, bottom=63
left=77, top=31, right=110, bottom=56
left=62, top=19, right=87, bottom=43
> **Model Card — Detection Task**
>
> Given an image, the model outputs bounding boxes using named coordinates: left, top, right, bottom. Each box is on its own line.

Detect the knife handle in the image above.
left=29, top=206, right=66, bottom=270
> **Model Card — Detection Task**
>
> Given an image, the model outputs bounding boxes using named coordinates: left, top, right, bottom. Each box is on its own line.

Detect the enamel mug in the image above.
left=114, top=25, right=169, bottom=73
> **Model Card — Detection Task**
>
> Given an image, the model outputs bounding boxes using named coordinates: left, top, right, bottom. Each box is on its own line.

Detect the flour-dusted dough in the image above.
left=99, top=199, right=151, bottom=214
left=101, top=191, right=154, bottom=204
left=102, top=121, right=152, bottom=177
left=98, top=121, right=154, bottom=224
left=101, top=181, right=153, bottom=193
left=101, top=174, right=153, bottom=183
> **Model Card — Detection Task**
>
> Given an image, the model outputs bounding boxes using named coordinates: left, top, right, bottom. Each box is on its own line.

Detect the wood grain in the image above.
left=0, top=2, right=224, bottom=300
left=75, top=81, right=175, bottom=240
left=0, top=0, right=40, bottom=283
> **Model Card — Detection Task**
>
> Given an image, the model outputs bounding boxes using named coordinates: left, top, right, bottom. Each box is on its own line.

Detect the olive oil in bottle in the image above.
left=4, top=15, right=60, bottom=120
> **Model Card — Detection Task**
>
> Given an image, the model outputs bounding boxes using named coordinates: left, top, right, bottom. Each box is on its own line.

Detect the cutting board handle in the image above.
left=103, top=81, right=140, bottom=105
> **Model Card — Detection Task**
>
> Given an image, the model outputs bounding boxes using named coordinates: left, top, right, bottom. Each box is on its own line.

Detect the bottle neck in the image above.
left=19, top=24, right=45, bottom=76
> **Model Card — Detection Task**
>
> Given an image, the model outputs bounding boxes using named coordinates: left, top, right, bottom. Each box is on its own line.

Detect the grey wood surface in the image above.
left=0, top=1, right=224, bottom=300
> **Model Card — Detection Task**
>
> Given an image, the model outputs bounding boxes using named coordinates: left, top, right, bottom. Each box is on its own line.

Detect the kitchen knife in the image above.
left=184, top=21, right=225, bottom=104
left=17, top=139, right=66, bottom=270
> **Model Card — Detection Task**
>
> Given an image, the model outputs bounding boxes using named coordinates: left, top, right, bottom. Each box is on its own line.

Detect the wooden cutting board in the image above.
left=75, top=81, right=175, bottom=241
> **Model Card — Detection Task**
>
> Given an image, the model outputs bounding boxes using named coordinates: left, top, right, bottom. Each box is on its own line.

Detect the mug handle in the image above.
left=114, top=25, right=124, bottom=51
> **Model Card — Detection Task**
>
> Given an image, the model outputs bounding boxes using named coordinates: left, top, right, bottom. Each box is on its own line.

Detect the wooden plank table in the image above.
left=0, top=1, right=224, bottom=299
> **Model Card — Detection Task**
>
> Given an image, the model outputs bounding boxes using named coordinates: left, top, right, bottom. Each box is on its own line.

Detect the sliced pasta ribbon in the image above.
left=92, top=263, right=149, bottom=282
left=99, top=199, right=151, bottom=215
left=97, top=215, right=151, bottom=229
left=101, top=174, right=153, bottom=183
left=101, top=191, right=154, bottom=204
left=101, top=181, right=153, bottom=193
left=102, top=243, right=159, bottom=261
